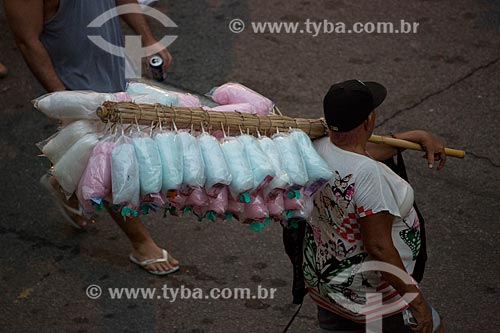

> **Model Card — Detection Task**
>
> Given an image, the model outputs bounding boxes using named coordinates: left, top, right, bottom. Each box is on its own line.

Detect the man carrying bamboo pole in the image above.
left=304, top=79, right=445, bottom=332
left=4, top=0, right=179, bottom=275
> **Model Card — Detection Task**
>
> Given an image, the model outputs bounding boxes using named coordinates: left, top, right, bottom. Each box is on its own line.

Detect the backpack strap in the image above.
left=383, top=149, right=428, bottom=283
left=282, top=218, right=308, bottom=304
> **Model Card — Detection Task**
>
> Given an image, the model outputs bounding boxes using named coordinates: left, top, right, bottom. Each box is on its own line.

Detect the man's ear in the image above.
left=364, top=112, right=375, bottom=130
left=363, top=116, right=371, bottom=130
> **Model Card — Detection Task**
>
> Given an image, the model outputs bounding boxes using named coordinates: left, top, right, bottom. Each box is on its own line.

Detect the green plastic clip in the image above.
left=249, top=221, right=264, bottom=231
left=239, top=192, right=251, bottom=203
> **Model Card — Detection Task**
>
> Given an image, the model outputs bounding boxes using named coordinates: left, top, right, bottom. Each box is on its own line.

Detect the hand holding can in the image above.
left=149, top=55, right=165, bottom=82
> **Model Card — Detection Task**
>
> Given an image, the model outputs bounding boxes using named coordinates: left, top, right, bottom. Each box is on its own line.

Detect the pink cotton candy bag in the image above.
left=209, top=83, right=274, bottom=115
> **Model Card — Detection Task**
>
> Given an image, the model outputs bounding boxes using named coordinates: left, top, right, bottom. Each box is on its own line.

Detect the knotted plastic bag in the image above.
left=209, top=82, right=274, bottom=115
left=203, top=185, right=229, bottom=218
left=219, top=136, right=254, bottom=200
left=272, top=133, right=309, bottom=187
left=267, top=191, right=285, bottom=218
left=33, top=91, right=120, bottom=120
left=226, top=192, right=245, bottom=219
left=198, top=132, right=232, bottom=194
left=52, top=133, right=100, bottom=195
left=237, top=134, right=275, bottom=191
left=126, top=82, right=179, bottom=106
left=132, top=133, right=162, bottom=196
left=177, top=131, right=205, bottom=188
left=111, top=135, right=140, bottom=208
left=155, top=130, right=183, bottom=191
left=38, top=120, right=103, bottom=165
left=241, top=191, right=270, bottom=231
left=289, top=129, right=333, bottom=194
left=257, top=136, right=291, bottom=197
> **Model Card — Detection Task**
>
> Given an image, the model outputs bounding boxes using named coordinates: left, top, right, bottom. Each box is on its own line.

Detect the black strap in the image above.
left=282, top=218, right=308, bottom=304
left=383, top=149, right=427, bottom=283
left=282, top=302, right=304, bottom=333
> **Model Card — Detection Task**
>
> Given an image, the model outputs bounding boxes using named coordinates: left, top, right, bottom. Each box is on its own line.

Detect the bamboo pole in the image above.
left=368, top=135, right=465, bottom=158
left=97, top=102, right=465, bottom=158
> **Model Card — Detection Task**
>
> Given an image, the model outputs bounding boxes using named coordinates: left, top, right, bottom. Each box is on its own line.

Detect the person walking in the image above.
left=4, top=0, right=178, bottom=275
left=306, top=79, right=445, bottom=332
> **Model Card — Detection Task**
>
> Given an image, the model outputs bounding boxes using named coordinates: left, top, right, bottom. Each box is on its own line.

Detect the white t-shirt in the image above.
left=303, top=137, right=422, bottom=323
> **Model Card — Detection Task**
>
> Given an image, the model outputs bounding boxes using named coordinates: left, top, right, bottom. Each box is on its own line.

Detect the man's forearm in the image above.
left=17, top=40, right=65, bottom=92
left=366, top=130, right=427, bottom=161
left=115, top=0, right=155, bottom=44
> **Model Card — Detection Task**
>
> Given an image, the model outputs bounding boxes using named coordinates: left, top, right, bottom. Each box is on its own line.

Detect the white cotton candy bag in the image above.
left=38, top=120, right=103, bottom=165
left=33, top=91, right=118, bottom=120
left=52, top=133, right=100, bottom=195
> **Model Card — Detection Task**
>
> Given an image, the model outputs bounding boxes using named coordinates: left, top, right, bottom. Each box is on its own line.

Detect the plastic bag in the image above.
left=273, top=133, right=309, bottom=187
left=202, top=103, right=258, bottom=114
left=177, top=131, right=205, bottom=188
left=257, top=136, right=291, bottom=197
left=267, top=191, right=285, bottom=218
left=203, top=185, right=229, bottom=218
left=209, top=82, right=274, bottom=115
left=155, top=130, right=183, bottom=191
left=33, top=91, right=119, bottom=120
left=169, top=91, right=201, bottom=107
left=238, top=134, right=275, bottom=191
left=219, top=136, right=254, bottom=200
left=52, top=133, right=100, bottom=195
left=285, top=194, right=314, bottom=220
left=78, top=135, right=115, bottom=201
left=38, top=120, right=103, bottom=164
left=185, top=186, right=209, bottom=208
left=198, top=132, right=232, bottom=193
left=111, top=135, right=140, bottom=208
left=242, top=191, right=269, bottom=221
left=132, top=133, right=162, bottom=196
left=289, top=129, right=333, bottom=188
left=226, top=193, right=245, bottom=219
left=126, top=82, right=179, bottom=106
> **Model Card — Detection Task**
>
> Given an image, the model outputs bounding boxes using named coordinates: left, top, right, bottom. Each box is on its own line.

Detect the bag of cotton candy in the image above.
left=209, top=82, right=274, bottom=115
left=37, top=120, right=104, bottom=165
left=110, top=135, right=140, bottom=208
left=132, top=130, right=163, bottom=197
left=32, top=91, right=124, bottom=120
left=52, top=132, right=101, bottom=195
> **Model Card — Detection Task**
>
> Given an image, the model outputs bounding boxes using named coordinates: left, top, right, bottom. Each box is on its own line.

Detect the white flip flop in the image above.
left=129, top=249, right=180, bottom=276
left=40, top=174, right=85, bottom=229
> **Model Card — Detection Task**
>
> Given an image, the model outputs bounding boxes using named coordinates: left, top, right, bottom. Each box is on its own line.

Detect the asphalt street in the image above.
left=0, top=0, right=499, bottom=332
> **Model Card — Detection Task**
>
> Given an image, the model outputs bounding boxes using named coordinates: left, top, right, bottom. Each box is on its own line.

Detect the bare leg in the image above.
left=104, top=202, right=179, bottom=273
left=0, top=62, right=7, bottom=78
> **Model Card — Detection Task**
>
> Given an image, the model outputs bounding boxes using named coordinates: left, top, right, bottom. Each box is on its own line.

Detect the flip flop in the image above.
left=40, top=174, right=85, bottom=229
left=129, top=249, right=180, bottom=275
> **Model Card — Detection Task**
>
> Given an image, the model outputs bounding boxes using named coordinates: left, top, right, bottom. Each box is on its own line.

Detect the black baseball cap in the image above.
left=323, top=79, right=387, bottom=132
